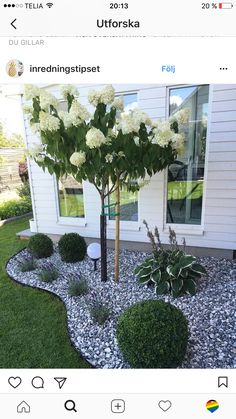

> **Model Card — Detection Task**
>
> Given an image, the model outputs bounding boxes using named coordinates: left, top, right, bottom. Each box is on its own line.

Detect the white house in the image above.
left=21, top=84, right=236, bottom=258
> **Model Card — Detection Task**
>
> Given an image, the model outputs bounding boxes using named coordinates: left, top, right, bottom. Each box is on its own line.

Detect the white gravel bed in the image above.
left=6, top=248, right=236, bottom=369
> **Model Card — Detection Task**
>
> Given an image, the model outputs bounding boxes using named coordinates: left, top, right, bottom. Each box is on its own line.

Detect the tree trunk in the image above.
left=114, top=180, right=120, bottom=282
left=100, top=194, right=108, bottom=282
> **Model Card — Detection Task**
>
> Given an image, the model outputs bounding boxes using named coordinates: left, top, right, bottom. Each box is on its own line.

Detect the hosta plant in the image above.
left=134, top=221, right=207, bottom=297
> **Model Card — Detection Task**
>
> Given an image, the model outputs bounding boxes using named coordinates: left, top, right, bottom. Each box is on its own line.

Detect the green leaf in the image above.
left=171, top=277, right=183, bottom=294
left=178, top=255, right=196, bottom=269
left=139, top=275, right=151, bottom=285
left=155, top=281, right=169, bottom=295
left=185, top=278, right=196, bottom=295
left=190, top=263, right=207, bottom=275
left=135, top=265, right=152, bottom=279
left=167, top=264, right=181, bottom=278
left=151, top=270, right=161, bottom=284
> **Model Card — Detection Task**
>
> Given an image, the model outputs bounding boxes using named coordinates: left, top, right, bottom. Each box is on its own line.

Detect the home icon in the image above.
left=17, top=401, right=31, bottom=413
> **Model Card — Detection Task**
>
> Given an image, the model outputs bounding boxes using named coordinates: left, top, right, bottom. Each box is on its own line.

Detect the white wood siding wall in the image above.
left=25, top=84, right=236, bottom=251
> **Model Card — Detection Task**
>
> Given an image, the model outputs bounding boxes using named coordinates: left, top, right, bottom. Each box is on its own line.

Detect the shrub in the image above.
left=19, top=254, right=37, bottom=272
left=58, top=233, right=87, bottom=263
left=116, top=300, right=188, bottom=368
left=0, top=198, right=32, bottom=220
left=68, top=277, right=89, bottom=297
left=90, top=302, right=110, bottom=325
left=28, top=233, right=54, bottom=259
left=17, top=181, right=31, bottom=199
left=38, top=262, right=59, bottom=283
left=134, top=221, right=207, bottom=297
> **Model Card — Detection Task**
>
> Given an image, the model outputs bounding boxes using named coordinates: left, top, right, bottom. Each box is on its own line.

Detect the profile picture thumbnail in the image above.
left=6, top=59, right=24, bottom=78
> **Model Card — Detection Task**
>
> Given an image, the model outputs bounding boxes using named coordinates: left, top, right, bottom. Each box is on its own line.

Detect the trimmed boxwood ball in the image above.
left=116, top=300, right=188, bottom=368
left=58, top=233, right=87, bottom=263
left=27, top=233, right=54, bottom=259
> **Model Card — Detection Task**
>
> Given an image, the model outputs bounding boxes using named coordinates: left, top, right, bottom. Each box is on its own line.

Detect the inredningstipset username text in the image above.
left=29, top=65, right=101, bottom=74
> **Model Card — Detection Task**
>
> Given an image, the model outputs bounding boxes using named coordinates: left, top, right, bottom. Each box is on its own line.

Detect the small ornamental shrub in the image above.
left=19, top=254, right=37, bottom=272
left=58, top=233, right=87, bottom=263
left=38, top=262, right=59, bottom=283
left=116, top=300, right=188, bottom=368
left=28, top=233, right=54, bottom=259
left=90, top=302, right=110, bottom=325
left=68, top=277, right=89, bottom=297
left=17, top=181, right=31, bottom=200
left=134, top=221, right=207, bottom=297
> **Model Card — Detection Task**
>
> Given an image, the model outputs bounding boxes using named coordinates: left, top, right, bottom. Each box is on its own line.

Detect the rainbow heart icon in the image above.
left=206, top=400, right=219, bottom=413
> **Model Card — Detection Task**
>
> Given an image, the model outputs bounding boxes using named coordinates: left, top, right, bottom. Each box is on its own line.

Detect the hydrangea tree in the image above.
left=24, top=84, right=187, bottom=282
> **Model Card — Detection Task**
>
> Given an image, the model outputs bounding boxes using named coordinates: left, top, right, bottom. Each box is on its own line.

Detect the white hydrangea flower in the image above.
left=111, top=97, right=124, bottom=111
left=39, top=111, right=60, bottom=132
left=88, top=89, right=101, bottom=107
left=88, top=85, right=115, bottom=106
left=152, top=120, right=173, bottom=147
left=60, top=85, right=79, bottom=99
left=69, top=100, right=90, bottom=126
left=35, top=155, right=45, bottom=163
left=134, top=136, right=140, bottom=146
left=28, top=143, right=44, bottom=159
left=58, top=111, right=73, bottom=129
left=105, top=154, right=113, bottom=163
left=118, top=109, right=153, bottom=135
left=30, top=122, right=41, bottom=134
left=70, top=151, right=86, bottom=167
left=171, top=133, right=185, bottom=154
left=39, top=90, right=58, bottom=111
left=132, top=109, right=153, bottom=127
left=100, top=85, right=115, bottom=105
left=86, top=127, right=107, bottom=149
left=172, top=108, right=190, bottom=125
left=24, top=84, right=40, bottom=100
left=138, top=179, right=150, bottom=188
left=118, top=113, right=140, bottom=134
left=118, top=151, right=125, bottom=158
left=22, top=104, right=32, bottom=115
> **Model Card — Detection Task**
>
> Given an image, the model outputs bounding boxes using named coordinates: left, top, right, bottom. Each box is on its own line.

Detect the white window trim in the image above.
left=163, top=84, right=212, bottom=234
left=53, top=175, right=87, bottom=227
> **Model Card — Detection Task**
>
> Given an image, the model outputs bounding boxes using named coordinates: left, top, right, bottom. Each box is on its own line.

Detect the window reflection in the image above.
left=109, top=92, right=139, bottom=222
left=167, top=85, right=209, bottom=225
left=58, top=176, right=85, bottom=218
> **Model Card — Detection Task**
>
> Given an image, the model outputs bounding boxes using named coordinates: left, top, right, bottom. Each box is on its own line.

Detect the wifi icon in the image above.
left=46, top=2, right=53, bottom=8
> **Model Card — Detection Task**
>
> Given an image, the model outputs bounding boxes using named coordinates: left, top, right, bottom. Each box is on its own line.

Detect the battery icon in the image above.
left=219, top=2, right=233, bottom=8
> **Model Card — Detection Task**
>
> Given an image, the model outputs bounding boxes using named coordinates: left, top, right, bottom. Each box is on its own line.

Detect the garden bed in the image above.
left=6, top=247, right=236, bottom=369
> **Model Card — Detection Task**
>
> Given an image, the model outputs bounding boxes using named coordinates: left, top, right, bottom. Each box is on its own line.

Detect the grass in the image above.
left=59, top=193, right=85, bottom=217
left=0, top=216, right=90, bottom=368
left=168, top=180, right=203, bottom=200
left=109, top=189, right=138, bottom=221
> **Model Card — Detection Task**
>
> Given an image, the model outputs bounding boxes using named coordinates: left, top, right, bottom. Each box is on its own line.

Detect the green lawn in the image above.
left=168, top=180, right=203, bottom=200
left=0, top=217, right=90, bottom=368
left=59, top=193, right=85, bottom=217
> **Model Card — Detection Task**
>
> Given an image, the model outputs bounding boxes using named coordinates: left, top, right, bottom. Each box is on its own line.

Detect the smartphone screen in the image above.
left=0, top=1, right=235, bottom=418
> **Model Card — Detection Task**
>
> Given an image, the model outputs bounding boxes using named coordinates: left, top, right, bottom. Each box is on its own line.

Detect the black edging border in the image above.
left=5, top=248, right=95, bottom=369
left=0, top=212, right=33, bottom=226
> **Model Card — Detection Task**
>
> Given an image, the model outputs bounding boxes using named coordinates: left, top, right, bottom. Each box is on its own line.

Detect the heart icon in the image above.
left=8, top=376, right=22, bottom=389
left=158, top=400, right=172, bottom=412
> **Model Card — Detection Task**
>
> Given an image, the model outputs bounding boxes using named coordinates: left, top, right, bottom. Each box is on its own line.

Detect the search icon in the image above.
left=64, top=400, right=77, bottom=413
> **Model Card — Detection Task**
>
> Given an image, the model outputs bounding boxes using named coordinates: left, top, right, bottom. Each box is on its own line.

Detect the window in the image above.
left=58, top=175, right=85, bottom=218
left=109, top=182, right=139, bottom=222
left=109, top=92, right=139, bottom=222
left=122, top=92, right=138, bottom=112
left=167, top=85, right=209, bottom=225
